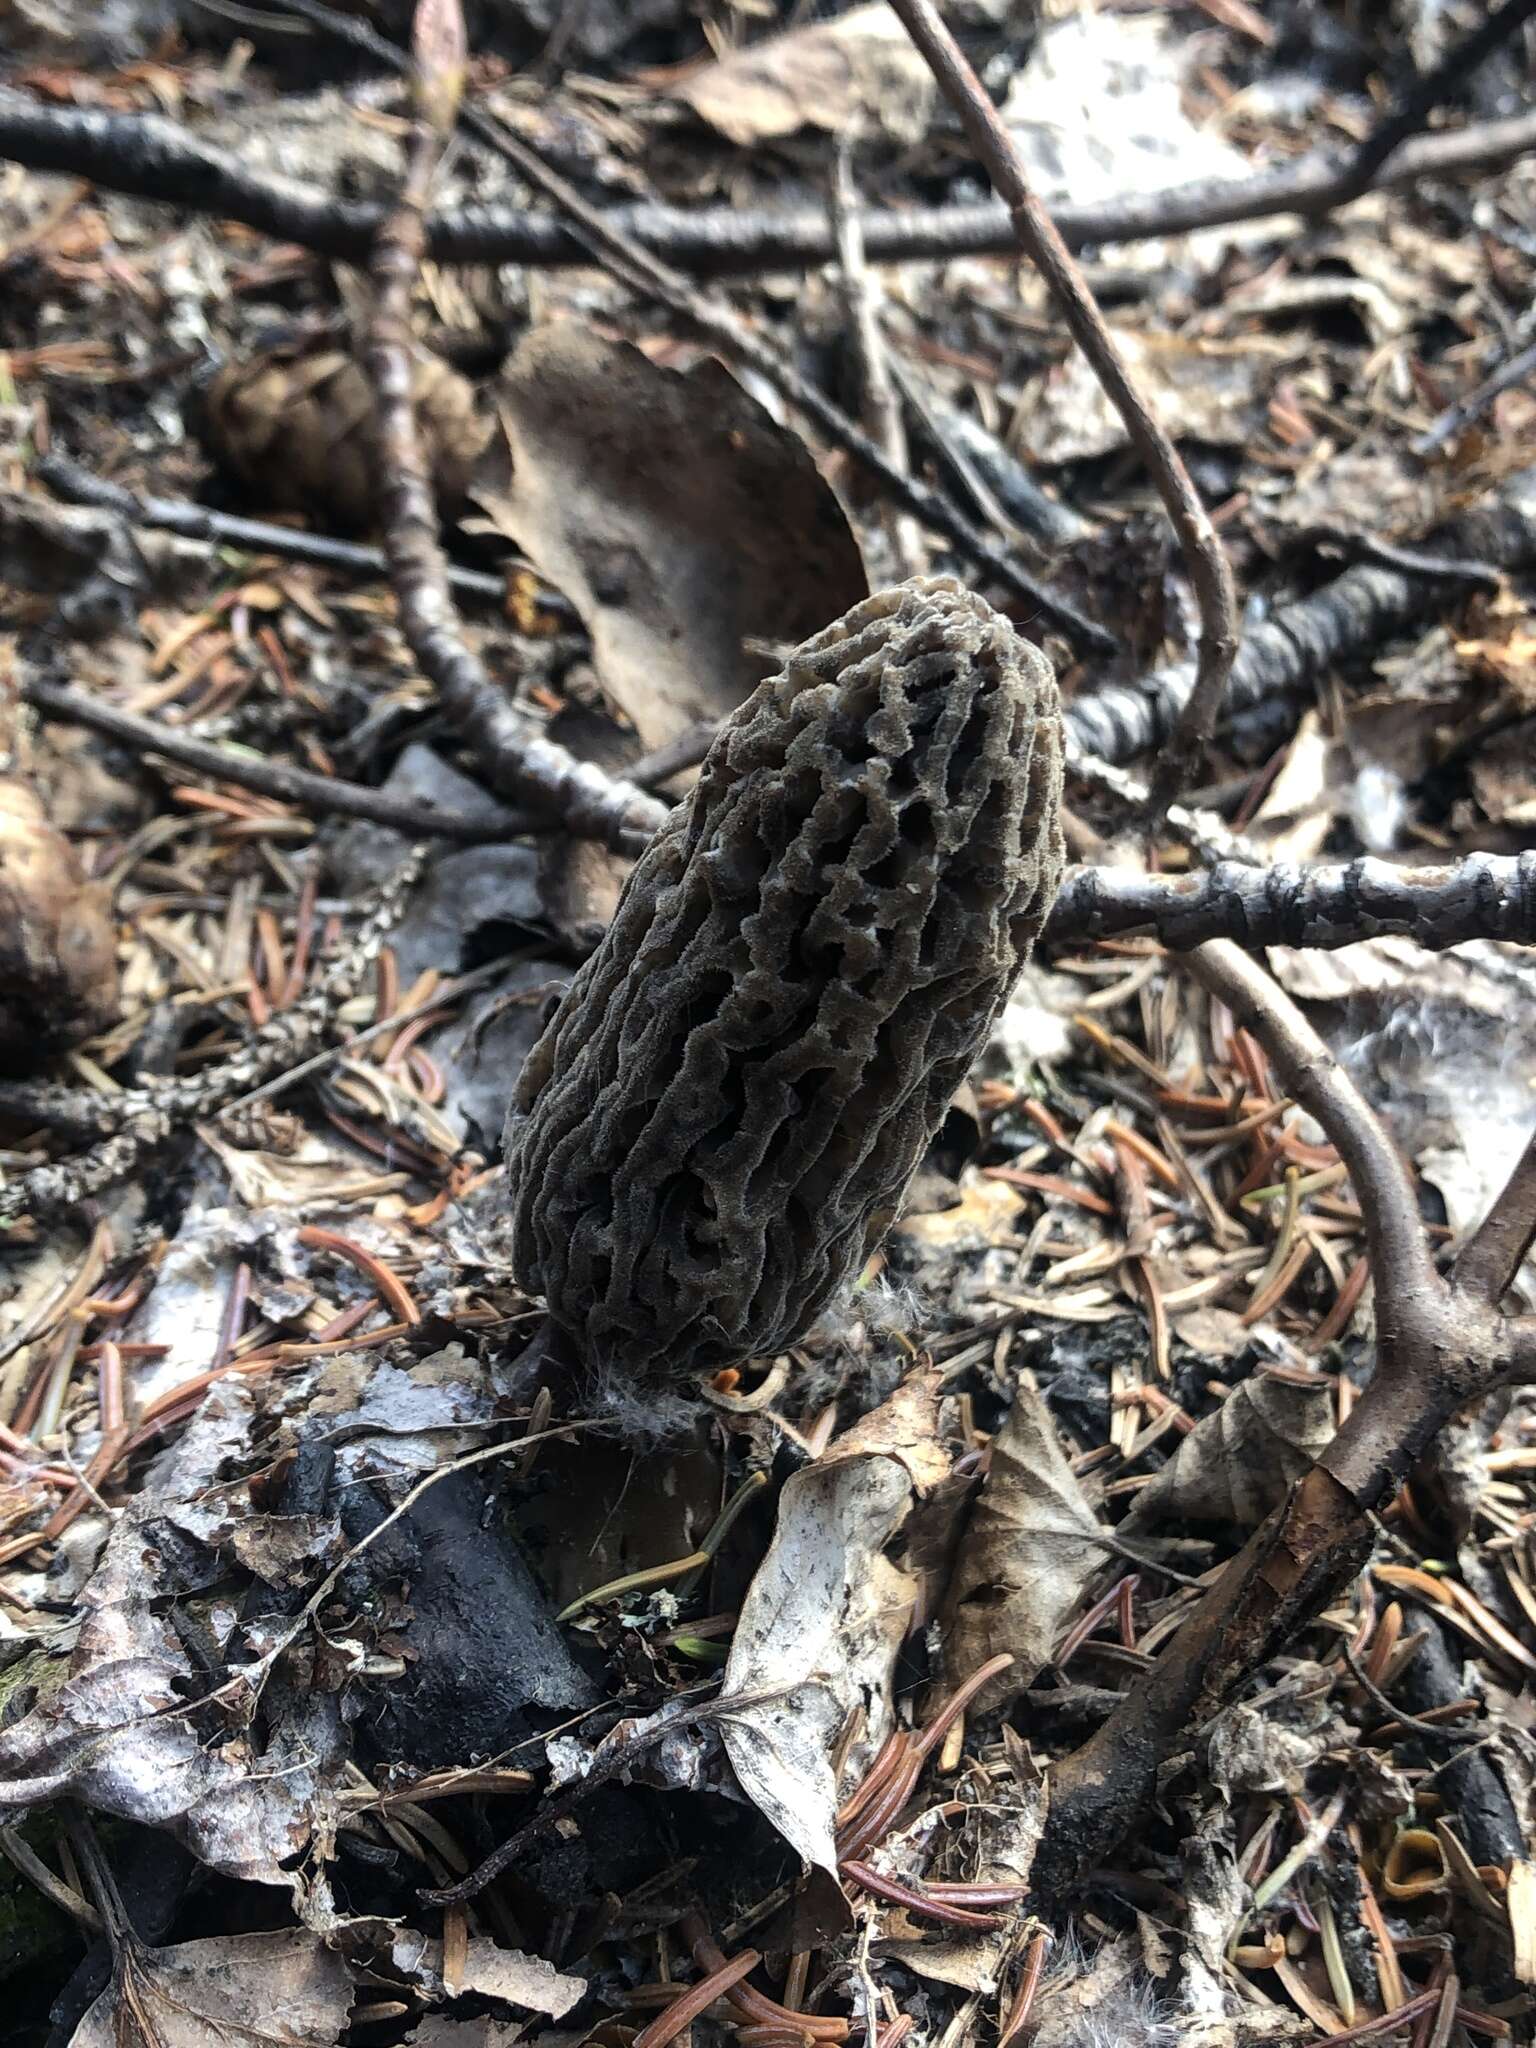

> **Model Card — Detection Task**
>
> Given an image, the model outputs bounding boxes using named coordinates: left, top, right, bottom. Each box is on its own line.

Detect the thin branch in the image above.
left=24, top=674, right=546, bottom=842
left=36, top=453, right=517, bottom=608
left=886, top=0, right=1238, bottom=812
left=1341, top=0, right=1536, bottom=190
left=362, top=13, right=665, bottom=857
left=0, top=93, right=1529, bottom=275
left=1415, top=330, right=1536, bottom=455
left=831, top=137, right=922, bottom=577
left=1184, top=941, right=1440, bottom=1335
left=1043, top=851, right=1536, bottom=951
left=1451, top=1125, right=1536, bottom=1305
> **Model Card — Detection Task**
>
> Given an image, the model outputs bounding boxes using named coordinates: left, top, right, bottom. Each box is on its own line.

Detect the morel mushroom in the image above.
left=505, top=578, right=1064, bottom=1383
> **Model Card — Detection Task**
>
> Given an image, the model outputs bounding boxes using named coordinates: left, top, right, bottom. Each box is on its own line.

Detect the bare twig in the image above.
left=1034, top=939, right=1536, bottom=1889
left=1341, top=0, right=1536, bottom=191
left=1185, top=944, right=1440, bottom=1377
left=24, top=674, right=544, bottom=843
left=1451, top=1126, right=1536, bottom=1305
left=363, top=3, right=664, bottom=857
left=35, top=454, right=514, bottom=608
left=1069, top=465, right=1536, bottom=763
left=1415, top=331, right=1536, bottom=455
left=0, top=94, right=1530, bottom=275
left=831, top=138, right=923, bottom=577
left=887, top=0, right=1238, bottom=814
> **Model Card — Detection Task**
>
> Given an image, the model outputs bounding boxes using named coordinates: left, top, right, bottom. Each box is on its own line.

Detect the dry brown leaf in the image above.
left=719, top=1369, right=947, bottom=1876
left=672, top=4, right=934, bottom=146
left=939, top=1378, right=1105, bottom=1716
left=1124, top=1372, right=1335, bottom=1530
left=478, top=323, right=866, bottom=753
left=69, top=1930, right=352, bottom=2048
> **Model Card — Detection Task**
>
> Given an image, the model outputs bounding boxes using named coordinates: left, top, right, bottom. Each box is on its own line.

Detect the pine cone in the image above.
left=199, top=343, right=489, bottom=530
left=0, top=779, right=118, bottom=1073
left=505, top=577, right=1065, bottom=1383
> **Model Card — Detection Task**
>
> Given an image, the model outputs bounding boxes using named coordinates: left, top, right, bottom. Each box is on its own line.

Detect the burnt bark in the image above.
left=1066, top=467, right=1536, bottom=763
left=1044, top=851, right=1536, bottom=951
left=0, top=92, right=1529, bottom=275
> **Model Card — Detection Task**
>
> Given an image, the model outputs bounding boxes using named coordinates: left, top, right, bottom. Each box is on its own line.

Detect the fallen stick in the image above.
left=0, top=95, right=1529, bottom=275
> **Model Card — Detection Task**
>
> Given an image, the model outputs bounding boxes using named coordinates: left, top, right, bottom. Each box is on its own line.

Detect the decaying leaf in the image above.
left=880, top=1765, right=1045, bottom=1993
left=478, top=323, right=867, bottom=753
left=0, top=1382, right=346, bottom=1893
left=719, top=1370, right=948, bottom=1876
left=940, top=1379, right=1106, bottom=1714
left=388, top=1931, right=585, bottom=2016
left=1015, top=329, right=1299, bottom=467
left=69, top=1929, right=352, bottom=2048
left=200, top=342, right=489, bottom=530
left=1180, top=1806, right=1249, bottom=2025
left=0, top=775, right=118, bottom=1071
left=1202, top=1689, right=1337, bottom=1800
left=671, top=4, right=935, bottom=147
left=196, top=1122, right=409, bottom=1207
left=1124, top=1372, right=1335, bottom=1530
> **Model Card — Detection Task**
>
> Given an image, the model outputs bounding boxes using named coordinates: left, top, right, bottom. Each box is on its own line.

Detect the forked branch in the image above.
left=365, top=0, right=664, bottom=856
left=1034, top=938, right=1536, bottom=1890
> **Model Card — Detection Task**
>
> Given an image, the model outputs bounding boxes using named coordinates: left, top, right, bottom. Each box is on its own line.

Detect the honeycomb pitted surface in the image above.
left=505, top=577, right=1065, bottom=1381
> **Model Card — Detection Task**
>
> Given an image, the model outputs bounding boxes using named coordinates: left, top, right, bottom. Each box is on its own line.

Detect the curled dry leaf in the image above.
left=1180, top=1806, right=1250, bottom=2025
left=671, top=3, right=936, bottom=147
left=479, top=323, right=867, bottom=753
left=69, top=1929, right=352, bottom=2048
left=200, top=342, right=489, bottom=531
left=1124, top=1371, right=1336, bottom=1530
left=0, top=775, right=118, bottom=1072
left=939, top=1379, right=1106, bottom=1716
left=719, top=1369, right=949, bottom=1878
left=388, top=1931, right=585, bottom=2016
